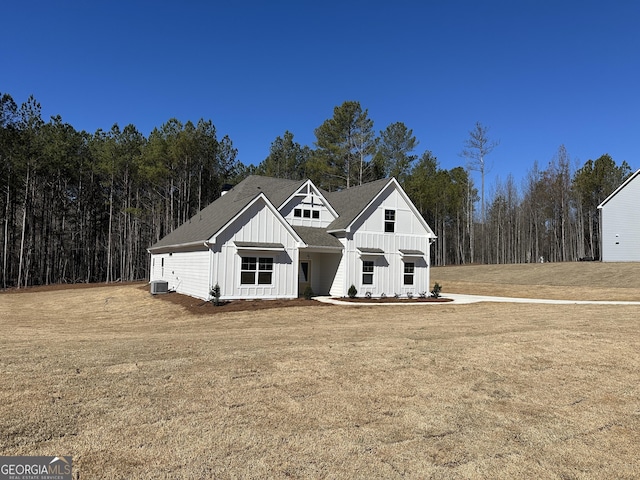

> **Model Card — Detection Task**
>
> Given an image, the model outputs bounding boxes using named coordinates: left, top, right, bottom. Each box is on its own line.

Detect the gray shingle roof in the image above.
left=293, top=226, right=343, bottom=249
left=325, top=178, right=391, bottom=231
left=149, top=176, right=304, bottom=251
left=149, top=175, right=394, bottom=252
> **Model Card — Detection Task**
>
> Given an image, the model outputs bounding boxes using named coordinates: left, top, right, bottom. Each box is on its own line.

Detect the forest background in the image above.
left=0, top=93, right=632, bottom=288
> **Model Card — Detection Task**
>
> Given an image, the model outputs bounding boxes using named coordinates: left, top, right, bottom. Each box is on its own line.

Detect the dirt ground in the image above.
left=1, top=262, right=639, bottom=479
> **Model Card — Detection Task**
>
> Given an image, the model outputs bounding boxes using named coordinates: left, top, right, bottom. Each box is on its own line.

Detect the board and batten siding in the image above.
left=212, top=198, right=301, bottom=299
left=346, top=185, right=431, bottom=296
left=329, top=238, right=347, bottom=297
left=280, top=184, right=337, bottom=229
left=600, top=170, right=640, bottom=262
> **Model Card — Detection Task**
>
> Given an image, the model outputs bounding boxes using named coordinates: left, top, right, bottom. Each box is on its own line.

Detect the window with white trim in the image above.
left=362, top=260, right=374, bottom=285
left=403, top=262, right=415, bottom=285
left=241, top=257, right=273, bottom=285
left=385, top=209, right=395, bottom=232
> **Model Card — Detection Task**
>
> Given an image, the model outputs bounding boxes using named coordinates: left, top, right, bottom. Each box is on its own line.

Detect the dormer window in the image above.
left=385, top=210, right=395, bottom=232
left=293, top=208, right=320, bottom=220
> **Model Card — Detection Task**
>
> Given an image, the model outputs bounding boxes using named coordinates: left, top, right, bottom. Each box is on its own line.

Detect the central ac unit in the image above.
left=150, top=280, right=169, bottom=295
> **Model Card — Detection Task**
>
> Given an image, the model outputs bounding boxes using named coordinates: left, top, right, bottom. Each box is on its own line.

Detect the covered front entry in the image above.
left=298, top=251, right=342, bottom=297
left=298, top=260, right=311, bottom=295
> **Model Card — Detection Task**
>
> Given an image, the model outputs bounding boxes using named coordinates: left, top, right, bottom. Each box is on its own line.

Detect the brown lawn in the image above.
left=1, top=263, right=639, bottom=479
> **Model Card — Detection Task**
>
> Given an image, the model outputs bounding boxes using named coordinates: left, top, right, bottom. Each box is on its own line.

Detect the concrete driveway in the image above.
left=316, top=294, right=640, bottom=306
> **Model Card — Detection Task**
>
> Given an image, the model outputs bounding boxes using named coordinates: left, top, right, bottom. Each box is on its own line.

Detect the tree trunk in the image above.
left=3, top=182, right=10, bottom=289
left=17, top=165, right=30, bottom=289
left=106, top=171, right=114, bottom=283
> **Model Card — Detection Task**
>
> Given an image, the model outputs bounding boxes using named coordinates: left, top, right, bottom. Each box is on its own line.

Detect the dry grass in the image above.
left=1, top=263, right=640, bottom=479
left=432, top=262, right=640, bottom=301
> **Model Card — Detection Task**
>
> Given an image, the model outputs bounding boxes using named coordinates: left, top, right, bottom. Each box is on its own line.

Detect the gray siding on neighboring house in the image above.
left=599, top=170, right=640, bottom=262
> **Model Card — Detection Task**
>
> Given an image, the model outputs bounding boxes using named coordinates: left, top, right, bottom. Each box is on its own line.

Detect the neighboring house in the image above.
left=598, top=169, right=640, bottom=262
left=148, top=175, right=436, bottom=300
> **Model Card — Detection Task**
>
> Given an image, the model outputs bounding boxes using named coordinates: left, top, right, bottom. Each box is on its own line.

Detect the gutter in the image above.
left=147, top=240, right=211, bottom=254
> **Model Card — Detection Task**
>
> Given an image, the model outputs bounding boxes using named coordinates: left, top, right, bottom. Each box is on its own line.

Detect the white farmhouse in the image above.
left=598, top=169, right=640, bottom=262
left=148, top=175, right=436, bottom=300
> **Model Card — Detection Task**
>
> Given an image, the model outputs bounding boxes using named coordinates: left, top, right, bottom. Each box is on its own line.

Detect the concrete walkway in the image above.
left=315, top=294, right=640, bottom=306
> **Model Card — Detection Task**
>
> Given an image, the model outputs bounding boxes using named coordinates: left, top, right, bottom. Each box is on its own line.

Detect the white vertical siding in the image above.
left=345, top=185, right=432, bottom=297
left=280, top=186, right=337, bottom=228
left=212, top=199, right=300, bottom=299
left=329, top=238, right=347, bottom=296
left=601, top=173, right=640, bottom=262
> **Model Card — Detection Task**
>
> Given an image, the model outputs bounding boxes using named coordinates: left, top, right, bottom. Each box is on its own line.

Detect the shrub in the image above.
left=348, top=284, right=358, bottom=298
left=302, top=285, right=314, bottom=300
left=365, top=291, right=372, bottom=299
left=431, top=282, right=442, bottom=299
left=210, top=284, right=221, bottom=306
left=406, top=291, right=413, bottom=299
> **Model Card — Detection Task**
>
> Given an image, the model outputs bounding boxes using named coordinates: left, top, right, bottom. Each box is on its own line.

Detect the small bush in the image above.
left=302, top=285, right=314, bottom=300
left=418, top=291, right=427, bottom=299
left=365, top=291, right=372, bottom=299
left=406, top=291, right=413, bottom=299
left=380, top=292, right=386, bottom=299
left=431, top=282, right=442, bottom=299
left=348, top=284, right=358, bottom=298
left=210, top=284, right=221, bottom=306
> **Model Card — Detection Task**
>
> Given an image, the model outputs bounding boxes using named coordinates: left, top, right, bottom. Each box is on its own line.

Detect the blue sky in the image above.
left=2, top=1, right=639, bottom=194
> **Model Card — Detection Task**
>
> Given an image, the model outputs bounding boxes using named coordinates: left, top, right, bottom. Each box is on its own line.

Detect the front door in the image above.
left=299, top=260, right=311, bottom=296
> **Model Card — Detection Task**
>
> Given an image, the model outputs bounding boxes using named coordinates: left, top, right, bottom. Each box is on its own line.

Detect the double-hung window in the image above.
left=241, top=257, right=273, bottom=285
left=362, top=260, right=374, bottom=285
left=385, top=209, right=395, bottom=232
left=403, top=262, right=415, bottom=285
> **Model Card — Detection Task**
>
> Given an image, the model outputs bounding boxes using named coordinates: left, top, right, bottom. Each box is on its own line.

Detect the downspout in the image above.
left=205, top=241, right=213, bottom=300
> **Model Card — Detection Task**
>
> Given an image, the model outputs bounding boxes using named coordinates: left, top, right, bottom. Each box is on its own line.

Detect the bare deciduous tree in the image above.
left=461, top=121, right=498, bottom=223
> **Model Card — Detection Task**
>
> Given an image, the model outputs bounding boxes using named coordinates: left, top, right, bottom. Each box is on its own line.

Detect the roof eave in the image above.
left=597, top=169, right=640, bottom=209
left=148, top=240, right=209, bottom=254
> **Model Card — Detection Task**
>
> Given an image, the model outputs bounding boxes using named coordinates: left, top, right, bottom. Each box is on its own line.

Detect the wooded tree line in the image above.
left=1, top=93, right=245, bottom=288
left=1, top=94, right=632, bottom=288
